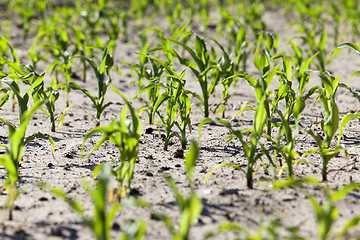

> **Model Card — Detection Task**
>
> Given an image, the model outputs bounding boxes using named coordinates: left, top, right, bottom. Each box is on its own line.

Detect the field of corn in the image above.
left=3, top=0, right=360, bottom=239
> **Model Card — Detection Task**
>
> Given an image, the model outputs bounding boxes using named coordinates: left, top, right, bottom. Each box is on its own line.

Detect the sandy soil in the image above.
left=1, top=6, right=360, bottom=240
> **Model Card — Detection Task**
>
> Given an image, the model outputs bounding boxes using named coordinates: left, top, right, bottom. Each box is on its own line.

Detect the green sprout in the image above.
left=82, top=86, right=141, bottom=198
left=69, top=43, right=114, bottom=126
left=151, top=141, right=203, bottom=240
left=0, top=99, right=54, bottom=220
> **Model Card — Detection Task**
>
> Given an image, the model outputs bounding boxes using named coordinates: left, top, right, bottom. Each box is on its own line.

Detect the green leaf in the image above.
left=170, top=38, right=205, bottom=72
left=231, top=101, right=255, bottom=121
left=273, top=177, right=319, bottom=189
left=198, top=118, right=213, bottom=148
left=57, top=105, right=75, bottom=130
left=299, top=52, right=319, bottom=76
left=293, top=96, right=305, bottom=119
left=151, top=92, right=168, bottom=124
left=331, top=183, right=360, bottom=202
left=334, top=42, right=360, bottom=54
left=254, top=95, right=267, bottom=138
left=338, top=215, right=360, bottom=238
left=337, top=111, right=360, bottom=146
left=319, top=28, right=327, bottom=50
left=68, top=82, right=97, bottom=106
left=184, top=141, right=199, bottom=181
left=204, top=163, right=244, bottom=183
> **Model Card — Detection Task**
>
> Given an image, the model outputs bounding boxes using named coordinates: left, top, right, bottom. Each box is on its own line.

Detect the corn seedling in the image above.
left=69, top=43, right=114, bottom=126
left=251, top=32, right=280, bottom=137
left=0, top=99, right=53, bottom=220
left=35, top=84, right=72, bottom=132
left=267, top=56, right=304, bottom=177
left=230, top=24, right=248, bottom=73
left=199, top=92, right=268, bottom=189
left=205, top=219, right=305, bottom=240
left=139, top=54, right=189, bottom=151
left=151, top=141, right=203, bottom=240
left=61, top=21, right=94, bottom=82
left=275, top=178, right=360, bottom=240
left=175, top=91, right=192, bottom=150
left=303, top=72, right=341, bottom=182
left=209, top=38, right=240, bottom=118
left=134, top=56, right=167, bottom=124
left=43, top=163, right=148, bottom=240
left=42, top=28, right=74, bottom=107
left=170, top=34, right=218, bottom=118
left=1, top=64, right=44, bottom=122
left=0, top=37, right=19, bottom=71
left=82, top=86, right=141, bottom=198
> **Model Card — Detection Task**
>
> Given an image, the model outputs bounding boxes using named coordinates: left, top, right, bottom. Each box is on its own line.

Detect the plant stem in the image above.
left=51, top=121, right=55, bottom=132
left=246, top=165, right=253, bottom=189
left=322, top=155, right=328, bottom=182
left=200, top=75, right=209, bottom=117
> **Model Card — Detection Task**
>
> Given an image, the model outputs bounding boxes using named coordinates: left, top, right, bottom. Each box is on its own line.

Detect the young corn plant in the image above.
left=2, top=63, right=45, bottom=122
left=251, top=32, right=280, bottom=137
left=154, top=73, right=187, bottom=151
left=35, top=84, right=73, bottom=132
left=82, top=86, right=141, bottom=198
left=36, top=27, right=74, bottom=107
left=60, top=21, right=94, bottom=82
left=274, top=178, right=360, bottom=240
left=2, top=62, right=70, bottom=132
left=175, top=92, right=192, bottom=150
left=209, top=38, right=240, bottom=118
left=140, top=54, right=189, bottom=151
left=243, top=0, right=266, bottom=39
left=229, top=24, right=248, bottom=73
left=0, top=37, right=19, bottom=71
left=199, top=91, right=268, bottom=189
left=170, top=34, right=218, bottom=118
left=43, top=163, right=148, bottom=240
left=69, top=43, right=114, bottom=126
left=303, top=72, right=341, bottom=182
left=205, top=219, right=305, bottom=239
left=267, top=55, right=312, bottom=178
left=0, top=99, right=53, bottom=220
left=134, top=57, right=167, bottom=125
left=151, top=141, right=203, bottom=240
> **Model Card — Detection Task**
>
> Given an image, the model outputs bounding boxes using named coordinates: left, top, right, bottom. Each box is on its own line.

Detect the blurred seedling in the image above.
left=151, top=141, right=203, bottom=240
left=205, top=219, right=305, bottom=240
left=43, top=163, right=149, bottom=240
left=0, top=100, right=55, bottom=220
left=275, top=178, right=360, bottom=240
